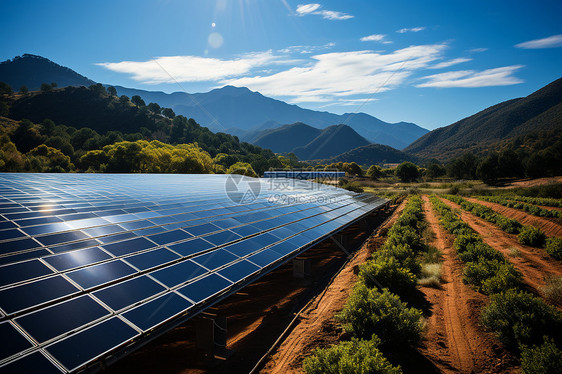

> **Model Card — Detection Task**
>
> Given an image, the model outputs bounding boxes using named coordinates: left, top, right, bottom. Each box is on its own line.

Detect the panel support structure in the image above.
left=330, top=236, right=350, bottom=256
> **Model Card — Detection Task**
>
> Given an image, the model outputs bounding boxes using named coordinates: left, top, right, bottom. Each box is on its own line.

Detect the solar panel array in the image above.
left=0, top=173, right=387, bottom=373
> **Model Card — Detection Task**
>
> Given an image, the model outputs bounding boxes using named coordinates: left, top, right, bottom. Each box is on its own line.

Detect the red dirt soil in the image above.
left=501, top=176, right=562, bottom=188
left=466, top=197, right=562, bottom=237
left=441, top=197, right=562, bottom=303
left=417, top=196, right=517, bottom=374
left=258, top=200, right=408, bottom=374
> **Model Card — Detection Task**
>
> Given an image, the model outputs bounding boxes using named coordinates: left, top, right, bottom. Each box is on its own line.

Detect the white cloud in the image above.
left=360, top=34, right=392, bottom=44
left=97, top=51, right=278, bottom=84
left=397, top=27, right=426, bottom=33
left=278, top=42, right=335, bottom=54
left=468, top=47, right=488, bottom=53
left=223, top=44, right=448, bottom=102
left=515, top=34, right=562, bottom=49
left=428, top=57, right=471, bottom=69
left=296, top=3, right=320, bottom=15
left=417, top=65, right=524, bottom=88
left=296, top=3, right=353, bottom=20
left=316, top=10, right=353, bottom=20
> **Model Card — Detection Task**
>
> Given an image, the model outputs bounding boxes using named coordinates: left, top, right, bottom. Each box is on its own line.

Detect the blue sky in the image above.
left=1, top=0, right=561, bottom=130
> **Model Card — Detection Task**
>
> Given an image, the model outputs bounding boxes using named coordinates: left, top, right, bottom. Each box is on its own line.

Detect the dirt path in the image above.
left=418, top=196, right=516, bottom=374
left=501, top=176, right=562, bottom=188
left=260, top=200, right=407, bottom=374
left=466, top=197, right=562, bottom=237
left=441, top=197, right=562, bottom=300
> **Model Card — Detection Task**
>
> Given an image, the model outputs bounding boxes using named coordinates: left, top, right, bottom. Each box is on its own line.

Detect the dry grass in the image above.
left=419, top=263, right=442, bottom=288
left=542, top=276, right=562, bottom=305
left=507, top=247, right=522, bottom=257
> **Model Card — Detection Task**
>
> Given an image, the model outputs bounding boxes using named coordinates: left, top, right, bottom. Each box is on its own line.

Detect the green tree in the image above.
left=367, top=165, right=383, bottom=180
left=344, top=162, right=363, bottom=177
left=162, top=107, right=176, bottom=119
left=0, top=135, right=25, bottom=171
left=131, top=95, right=146, bottom=107
left=119, top=95, right=130, bottom=105
left=40, top=83, right=52, bottom=92
left=0, top=102, right=8, bottom=116
left=19, top=85, right=28, bottom=94
left=227, top=162, right=257, bottom=177
left=107, top=86, right=117, bottom=96
left=477, top=153, right=500, bottom=185
left=25, top=144, right=74, bottom=172
left=0, top=82, right=13, bottom=95
left=89, top=83, right=107, bottom=97
left=147, top=102, right=161, bottom=114
left=395, top=162, right=419, bottom=182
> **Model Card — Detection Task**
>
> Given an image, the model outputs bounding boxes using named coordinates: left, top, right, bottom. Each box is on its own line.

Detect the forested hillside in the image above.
left=0, top=83, right=302, bottom=175
left=405, top=77, right=562, bottom=160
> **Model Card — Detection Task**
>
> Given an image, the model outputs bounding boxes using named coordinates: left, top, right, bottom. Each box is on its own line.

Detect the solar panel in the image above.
left=0, top=173, right=387, bottom=373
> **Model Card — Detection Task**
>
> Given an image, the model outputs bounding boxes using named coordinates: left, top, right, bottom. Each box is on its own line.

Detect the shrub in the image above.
left=377, top=244, right=421, bottom=276
left=480, top=262, right=522, bottom=295
left=481, top=289, right=562, bottom=348
left=385, top=226, right=422, bottom=252
left=545, top=237, right=562, bottom=260
left=457, top=242, right=504, bottom=263
left=302, top=337, right=403, bottom=374
left=518, top=226, right=547, bottom=247
left=520, top=337, right=562, bottom=374
left=337, top=284, right=424, bottom=345
left=453, top=234, right=481, bottom=253
left=359, top=257, right=417, bottom=295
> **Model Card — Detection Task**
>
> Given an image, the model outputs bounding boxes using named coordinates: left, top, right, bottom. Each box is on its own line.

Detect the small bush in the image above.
left=377, top=244, right=421, bottom=274
left=303, top=337, right=403, bottom=374
left=457, top=242, right=504, bottom=263
left=518, top=226, right=547, bottom=247
left=337, top=284, right=424, bottom=345
left=542, top=276, right=562, bottom=305
left=453, top=234, right=481, bottom=253
left=385, top=225, right=422, bottom=251
left=520, top=337, right=562, bottom=374
left=545, top=237, right=562, bottom=260
left=480, top=262, right=522, bottom=295
left=359, top=257, right=417, bottom=294
left=481, top=289, right=562, bottom=348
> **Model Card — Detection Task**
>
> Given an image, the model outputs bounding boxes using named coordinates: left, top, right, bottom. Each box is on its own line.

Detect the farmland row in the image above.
left=443, top=194, right=562, bottom=260
left=477, top=195, right=562, bottom=219
left=429, top=196, right=562, bottom=372
left=303, top=196, right=432, bottom=373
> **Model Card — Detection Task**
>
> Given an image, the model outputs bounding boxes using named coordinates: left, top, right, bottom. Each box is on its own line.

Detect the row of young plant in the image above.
left=443, top=194, right=562, bottom=260
left=503, top=195, right=562, bottom=208
left=477, top=195, right=562, bottom=219
left=429, top=196, right=562, bottom=373
left=303, top=196, right=428, bottom=374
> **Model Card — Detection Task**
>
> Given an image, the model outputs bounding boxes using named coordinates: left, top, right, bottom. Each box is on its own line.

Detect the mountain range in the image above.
left=250, top=122, right=371, bottom=160
left=0, top=54, right=428, bottom=150
left=2, top=54, right=561, bottom=166
left=405, top=77, right=562, bottom=160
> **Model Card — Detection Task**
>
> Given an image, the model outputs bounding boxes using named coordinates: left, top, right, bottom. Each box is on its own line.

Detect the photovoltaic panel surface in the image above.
left=0, top=173, right=387, bottom=373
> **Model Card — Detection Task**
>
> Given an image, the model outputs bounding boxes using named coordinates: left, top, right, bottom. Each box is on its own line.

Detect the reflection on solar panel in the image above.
left=0, top=173, right=387, bottom=373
